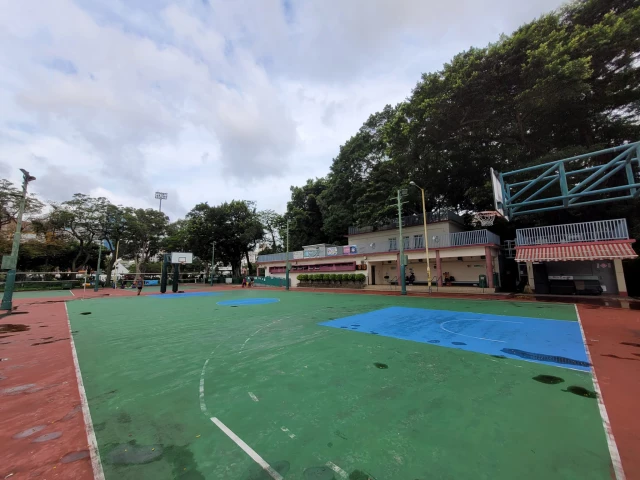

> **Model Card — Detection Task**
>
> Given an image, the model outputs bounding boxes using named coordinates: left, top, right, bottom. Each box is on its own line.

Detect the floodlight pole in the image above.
left=93, top=242, right=102, bottom=292
left=210, top=241, right=215, bottom=286
left=285, top=219, right=290, bottom=291
left=410, top=181, right=432, bottom=293
left=155, top=192, right=168, bottom=212
left=397, top=189, right=407, bottom=296
left=1, top=169, right=36, bottom=312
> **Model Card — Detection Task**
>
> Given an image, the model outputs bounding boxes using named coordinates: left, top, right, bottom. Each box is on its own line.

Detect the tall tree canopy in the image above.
left=282, top=0, right=640, bottom=246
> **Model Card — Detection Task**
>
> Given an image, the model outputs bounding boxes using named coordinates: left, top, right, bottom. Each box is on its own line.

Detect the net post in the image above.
left=171, top=263, right=179, bottom=293
left=160, top=254, right=171, bottom=293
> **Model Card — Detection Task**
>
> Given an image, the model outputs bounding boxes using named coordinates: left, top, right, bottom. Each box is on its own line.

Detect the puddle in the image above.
left=61, top=450, right=90, bottom=463
left=564, top=386, right=597, bottom=399
left=13, top=425, right=46, bottom=439
left=0, top=324, right=30, bottom=333
left=373, top=363, right=388, bottom=369
left=32, top=432, right=62, bottom=443
left=532, top=375, right=564, bottom=385
left=80, top=312, right=92, bottom=315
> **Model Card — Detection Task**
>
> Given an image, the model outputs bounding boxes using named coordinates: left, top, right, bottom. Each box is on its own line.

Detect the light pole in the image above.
left=155, top=192, right=168, bottom=212
left=210, top=241, right=216, bottom=286
left=94, top=241, right=103, bottom=292
left=285, top=219, right=291, bottom=291
left=410, top=181, right=432, bottom=293
left=396, top=189, right=408, bottom=295
left=1, top=169, right=36, bottom=312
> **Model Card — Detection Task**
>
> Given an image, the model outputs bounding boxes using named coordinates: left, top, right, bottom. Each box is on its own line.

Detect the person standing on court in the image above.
left=135, top=277, right=143, bottom=296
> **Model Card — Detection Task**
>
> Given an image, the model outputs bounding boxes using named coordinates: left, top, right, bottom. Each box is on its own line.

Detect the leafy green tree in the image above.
left=120, top=208, right=169, bottom=275
left=49, top=194, right=110, bottom=271
left=183, top=200, right=263, bottom=276
left=0, top=178, right=44, bottom=229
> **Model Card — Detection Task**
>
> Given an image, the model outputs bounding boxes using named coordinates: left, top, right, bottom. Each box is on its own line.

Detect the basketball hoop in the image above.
left=473, top=211, right=501, bottom=227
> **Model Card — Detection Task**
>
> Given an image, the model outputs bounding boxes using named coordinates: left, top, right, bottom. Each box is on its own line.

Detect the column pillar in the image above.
left=613, top=258, right=628, bottom=297
left=436, top=250, right=442, bottom=287
left=485, top=247, right=494, bottom=288
left=525, top=261, right=535, bottom=293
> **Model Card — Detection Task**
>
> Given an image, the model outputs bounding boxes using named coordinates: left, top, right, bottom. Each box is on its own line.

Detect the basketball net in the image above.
left=473, top=211, right=500, bottom=227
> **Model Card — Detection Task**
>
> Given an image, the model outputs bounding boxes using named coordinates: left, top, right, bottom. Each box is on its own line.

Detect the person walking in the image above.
left=135, top=277, right=143, bottom=296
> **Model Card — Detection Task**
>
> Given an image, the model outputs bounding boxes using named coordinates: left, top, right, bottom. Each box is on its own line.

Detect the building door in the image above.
left=593, top=261, right=618, bottom=294
left=533, top=263, right=550, bottom=294
left=371, top=265, right=376, bottom=285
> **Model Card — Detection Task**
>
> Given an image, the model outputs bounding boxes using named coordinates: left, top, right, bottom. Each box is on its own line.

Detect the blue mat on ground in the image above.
left=319, top=307, right=590, bottom=371
left=217, top=298, right=280, bottom=306
left=150, top=292, right=224, bottom=298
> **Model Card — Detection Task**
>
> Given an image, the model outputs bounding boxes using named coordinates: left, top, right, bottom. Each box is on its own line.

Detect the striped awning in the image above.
left=515, top=241, right=637, bottom=262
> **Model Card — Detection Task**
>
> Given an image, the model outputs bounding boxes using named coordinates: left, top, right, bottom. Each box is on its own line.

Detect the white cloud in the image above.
left=0, top=0, right=566, bottom=219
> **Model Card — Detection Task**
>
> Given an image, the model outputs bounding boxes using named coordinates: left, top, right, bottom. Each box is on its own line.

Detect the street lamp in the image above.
left=155, top=192, right=168, bottom=212
left=410, top=181, right=432, bottom=293
left=210, top=241, right=216, bottom=286
left=285, top=218, right=292, bottom=291
left=1, top=169, right=36, bottom=312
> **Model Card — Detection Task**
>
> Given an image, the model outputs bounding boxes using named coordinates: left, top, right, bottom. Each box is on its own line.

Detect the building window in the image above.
left=414, top=234, right=424, bottom=249
left=389, top=238, right=397, bottom=250
left=403, top=236, right=410, bottom=249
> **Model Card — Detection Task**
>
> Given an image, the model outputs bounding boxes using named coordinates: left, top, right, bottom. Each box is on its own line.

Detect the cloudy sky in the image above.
left=0, top=0, right=565, bottom=220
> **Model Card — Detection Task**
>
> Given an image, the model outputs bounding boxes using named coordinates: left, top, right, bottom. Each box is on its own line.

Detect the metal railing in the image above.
left=516, top=219, right=629, bottom=246
left=347, top=211, right=463, bottom=235
left=258, top=229, right=500, bottom=262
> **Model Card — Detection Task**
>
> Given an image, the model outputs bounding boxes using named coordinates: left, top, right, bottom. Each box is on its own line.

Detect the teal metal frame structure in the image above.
left=494, top=141, right=640, bottom=219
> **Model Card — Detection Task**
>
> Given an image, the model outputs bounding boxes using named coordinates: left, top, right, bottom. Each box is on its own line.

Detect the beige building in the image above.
left=257, top=212, right=502, bottom=292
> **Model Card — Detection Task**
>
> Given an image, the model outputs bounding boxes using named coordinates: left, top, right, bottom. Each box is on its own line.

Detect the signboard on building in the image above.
left=326, top=247, right=338, bottom=256
left=303, top=249, right=320, bottom=258
left=293, top=251, right=303, bottom=259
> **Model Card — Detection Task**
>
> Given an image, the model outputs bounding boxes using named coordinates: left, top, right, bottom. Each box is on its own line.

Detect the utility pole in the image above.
left=396, top=189, right=408, bottom=296
left=155, top=192, right=167, bottom=212
left=410, top=181, right=432, bottom=293
left=285, top=219, right=290, bottom=291
left=1, top=169, right=36, bottom=312
left=94, top=241, right=102, bottom=292
left=210, top=241, right=216, bottom=286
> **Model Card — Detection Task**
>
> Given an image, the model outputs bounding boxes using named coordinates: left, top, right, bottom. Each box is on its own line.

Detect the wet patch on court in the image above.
left=532, top=375, right=564, bottom=384
left=564, top=386, right=597, bottom=399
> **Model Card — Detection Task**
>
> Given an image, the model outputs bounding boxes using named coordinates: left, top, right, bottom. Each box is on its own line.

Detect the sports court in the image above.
left=52, top=288, right=618, bottom=479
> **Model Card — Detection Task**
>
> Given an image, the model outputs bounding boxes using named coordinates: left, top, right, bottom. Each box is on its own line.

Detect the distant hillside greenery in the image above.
left=282, top=0, right=640, bottom=254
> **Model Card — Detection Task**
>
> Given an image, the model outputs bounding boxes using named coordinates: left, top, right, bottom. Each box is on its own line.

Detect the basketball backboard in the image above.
left=490, top=167, right=508, bottom=221
left=171, top=252, right=193, bottom=264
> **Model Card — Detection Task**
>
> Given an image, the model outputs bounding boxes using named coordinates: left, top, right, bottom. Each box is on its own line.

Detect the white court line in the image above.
left=575, top=305, right=625, bottom=480
left=211, top=417, right=283, bottom=480
left=65, top=303, right=105, bottom=480
left=248, top=392, right=259, bottom=402
left=326, top=461, right=348, bottom=479
left=439, top=319, right=523, bottom=343
left=199, top=358, right=210, bottom=415
left=69, top=290, right=75, bottom=296
left=280, top=426, right=295, bottom=439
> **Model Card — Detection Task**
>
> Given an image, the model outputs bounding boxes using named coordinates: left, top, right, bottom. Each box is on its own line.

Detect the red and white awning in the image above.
left=515, top=241, right=637, bottom=262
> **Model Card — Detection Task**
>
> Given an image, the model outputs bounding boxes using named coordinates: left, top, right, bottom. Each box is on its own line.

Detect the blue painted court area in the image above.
left=320, top=307, right=590, bottom=371
left=151, top=291, right=223, bottom=298
left=217, top=298, right=280, bottom=306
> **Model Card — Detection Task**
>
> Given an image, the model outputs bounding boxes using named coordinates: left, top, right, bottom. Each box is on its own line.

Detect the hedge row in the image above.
left=297, top=273, right=365, bottom=283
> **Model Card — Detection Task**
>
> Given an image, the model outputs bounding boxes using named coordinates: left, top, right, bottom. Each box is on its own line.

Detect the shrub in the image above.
left=330, top=274, right=338, bottom=282
left=298, top=274, right=307, bottom=282
left=313, top=273, right=322, bottom=281
left=349, top=273, right=356, bottom=281
left=355, top=273, right=366, bottom=283
left=336, top=274, right=343, bottom=282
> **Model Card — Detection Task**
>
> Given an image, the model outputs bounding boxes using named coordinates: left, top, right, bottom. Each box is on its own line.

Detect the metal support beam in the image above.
left=495, top=141, right=640, bottom=218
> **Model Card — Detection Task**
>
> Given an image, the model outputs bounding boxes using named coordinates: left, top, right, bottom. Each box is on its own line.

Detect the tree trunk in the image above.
left=244, top=251, right=252, bottom=275
left=71, top=241, right=84, bottom=271
left=105, top=252, right=116, bottom=285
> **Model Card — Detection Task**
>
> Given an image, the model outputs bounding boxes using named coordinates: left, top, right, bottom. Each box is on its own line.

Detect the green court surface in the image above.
left=68, top=291, right=611, bottom=479
left=12, top=289, right=75, bottom=299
